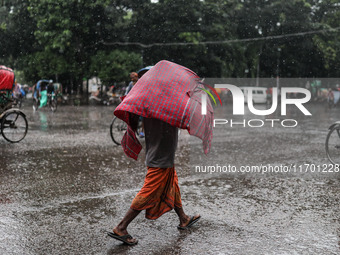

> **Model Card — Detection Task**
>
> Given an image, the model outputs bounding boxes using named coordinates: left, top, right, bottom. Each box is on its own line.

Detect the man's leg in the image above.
left=114, top=208, right=141, bottom=233
left=174, top=207, right=200, bottom=228
left=113, top=208, right=141, bottom=243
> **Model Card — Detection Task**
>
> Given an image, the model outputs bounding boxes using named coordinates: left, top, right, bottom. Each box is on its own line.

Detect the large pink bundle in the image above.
left=114, top=60, right=213, bottom=160
left=0, top=66, right=14, bottom=90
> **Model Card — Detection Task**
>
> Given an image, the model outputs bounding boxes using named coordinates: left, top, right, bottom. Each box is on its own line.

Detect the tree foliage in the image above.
left=90, top=50, right=142, bottom=84
left=1, top=0, right=340, bottom=90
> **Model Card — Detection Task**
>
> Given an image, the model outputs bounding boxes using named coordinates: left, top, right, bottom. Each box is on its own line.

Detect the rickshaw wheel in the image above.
left=1, top=110, right=28, bottom=143
left=110, top=116, right=127, bottom=145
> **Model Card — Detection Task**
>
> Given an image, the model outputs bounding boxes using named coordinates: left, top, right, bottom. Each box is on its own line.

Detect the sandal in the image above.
left=177, top=215, right=201, bottom=230
left=107, top=231, right=138, bottom=245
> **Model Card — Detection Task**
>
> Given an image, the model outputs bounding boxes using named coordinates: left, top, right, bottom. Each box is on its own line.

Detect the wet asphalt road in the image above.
left=0, top=101, right=339, bottom=255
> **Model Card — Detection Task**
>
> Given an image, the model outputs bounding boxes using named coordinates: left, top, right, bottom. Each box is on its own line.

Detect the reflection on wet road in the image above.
left=0, top=103, right=339, bottom=254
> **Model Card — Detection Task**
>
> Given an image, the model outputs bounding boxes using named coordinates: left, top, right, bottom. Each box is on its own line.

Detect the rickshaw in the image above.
left=0, top=66, right=28, bottom=143
left=33, top=79, right=57, bottom=112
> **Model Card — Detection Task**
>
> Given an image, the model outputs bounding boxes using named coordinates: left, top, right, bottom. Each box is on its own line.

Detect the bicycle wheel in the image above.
left=1, top=110, right=28, bottom=143
left=327, top=99, right=334, bottom=109
left=33, top=98, right=39, bottom=111
left=12, top=98, right=21, bottom=108
left=18, top=98, right=22, bottom=108
left=325, top=124, right=340, bottom=165
left=110, top=116, right=127, bottom=145
left=50, top=99, right=57, bottom=112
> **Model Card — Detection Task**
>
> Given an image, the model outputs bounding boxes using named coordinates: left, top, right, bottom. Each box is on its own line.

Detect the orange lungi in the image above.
left=130, top=166, right=182, bottom=220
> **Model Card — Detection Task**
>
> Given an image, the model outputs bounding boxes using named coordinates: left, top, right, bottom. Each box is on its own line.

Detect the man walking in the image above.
left=108, top=60, right=213, bottom=245
left=108, top=117, right=200, bottom=245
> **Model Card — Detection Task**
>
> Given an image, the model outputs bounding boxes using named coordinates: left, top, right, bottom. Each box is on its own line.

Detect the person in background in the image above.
left=124, top=71, right=144, bottom=137
left=32, top=79, right=51, bottom=110
left=124, top=72, right=138, bottom=96
left=327, top=88, right=335, bottom=108
left=39, top=80, right=52, bottom=108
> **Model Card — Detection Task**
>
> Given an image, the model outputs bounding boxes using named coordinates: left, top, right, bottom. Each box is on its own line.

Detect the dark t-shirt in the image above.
left=144, top=118, right=178, bottom=168
left=40, top=83, right=47, bottom=91
left=47, top=83, right=54, bottom=94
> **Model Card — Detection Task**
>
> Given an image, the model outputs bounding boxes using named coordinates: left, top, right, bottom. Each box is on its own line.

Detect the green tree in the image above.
left=0, top=1, right=36, bottom=69
left=127, top=0, right=245, bottom=77
left=90, top=50, right=142, bottom=85
left=235, top=0, right=324, bottom=78
left=26, top=0, right=134, bottom=91
left=3, top=0, right=339, bottom=85
left=311, top=0, right=340, bottom=77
